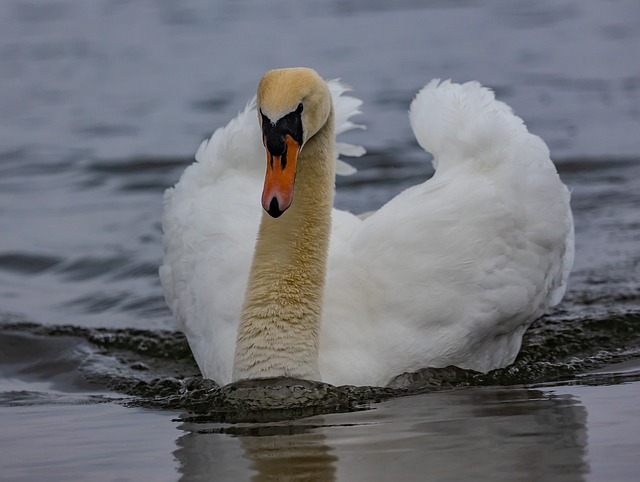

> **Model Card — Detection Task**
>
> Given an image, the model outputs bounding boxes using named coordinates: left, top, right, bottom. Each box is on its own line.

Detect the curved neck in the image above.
left=233, top=108, right=335, bottom=381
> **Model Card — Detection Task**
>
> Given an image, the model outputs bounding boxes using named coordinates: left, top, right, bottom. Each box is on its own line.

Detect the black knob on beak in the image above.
left=266, top=133, right=286, bottom=157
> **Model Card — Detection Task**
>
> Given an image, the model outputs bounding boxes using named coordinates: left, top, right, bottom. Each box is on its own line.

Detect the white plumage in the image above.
left=160, top=77, right=574, bottom=387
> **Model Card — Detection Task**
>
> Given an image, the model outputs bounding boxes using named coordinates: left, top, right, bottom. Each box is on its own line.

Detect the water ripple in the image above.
left=0, top=253, right=61, bottom=275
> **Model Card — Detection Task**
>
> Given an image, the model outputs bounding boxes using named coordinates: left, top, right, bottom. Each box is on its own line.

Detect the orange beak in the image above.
left=262, top=134, right=300, bottom=218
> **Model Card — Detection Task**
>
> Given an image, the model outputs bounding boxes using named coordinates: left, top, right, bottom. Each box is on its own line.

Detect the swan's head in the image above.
left=256, top=67, right=331, bottom=218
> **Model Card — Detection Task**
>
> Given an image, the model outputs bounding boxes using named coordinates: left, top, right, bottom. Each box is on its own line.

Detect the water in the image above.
left=1, top=0, right=639, bottom=480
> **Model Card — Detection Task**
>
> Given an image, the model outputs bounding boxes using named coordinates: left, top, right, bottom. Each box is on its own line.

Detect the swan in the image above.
left=160, top=67, right=574, bottom=387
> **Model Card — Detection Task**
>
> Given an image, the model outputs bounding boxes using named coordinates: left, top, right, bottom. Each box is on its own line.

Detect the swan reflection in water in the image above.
left=173, top=386, right=588, bottom=481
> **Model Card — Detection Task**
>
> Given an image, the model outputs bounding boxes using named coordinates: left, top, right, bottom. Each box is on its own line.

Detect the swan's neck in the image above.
left=233, top=109, right=335, bottom=382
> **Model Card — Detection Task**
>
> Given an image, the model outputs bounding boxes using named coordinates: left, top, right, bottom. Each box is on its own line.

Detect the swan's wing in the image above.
left=410, top=79, right=523, bottom=171
left=324, top=80, right=574, bottom=381
left=159, top=98, right=264, bottom=326
left=408, top=79, right=574, bottom=309
left=160, top=81, right=366, bottom=383
left=328, top=79, right=366, bottom=174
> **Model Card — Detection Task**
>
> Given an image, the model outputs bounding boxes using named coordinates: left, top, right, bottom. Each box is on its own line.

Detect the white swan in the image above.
left=160, top=68, right=574, bottom=387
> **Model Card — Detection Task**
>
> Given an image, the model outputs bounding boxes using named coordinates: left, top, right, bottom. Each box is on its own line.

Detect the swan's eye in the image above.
left=296, top=103, right=303, bottom=114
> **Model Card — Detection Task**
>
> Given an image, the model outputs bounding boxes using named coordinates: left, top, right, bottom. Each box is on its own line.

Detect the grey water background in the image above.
left=1, top=0, right=639, bottom=480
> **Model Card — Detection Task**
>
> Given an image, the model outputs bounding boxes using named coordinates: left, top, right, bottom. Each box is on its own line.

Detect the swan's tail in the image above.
left=409, top=80, right=548, bottom=171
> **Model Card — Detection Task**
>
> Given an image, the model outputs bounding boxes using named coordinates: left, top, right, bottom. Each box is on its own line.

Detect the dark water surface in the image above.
left=1, top=0, right=639, bottom=480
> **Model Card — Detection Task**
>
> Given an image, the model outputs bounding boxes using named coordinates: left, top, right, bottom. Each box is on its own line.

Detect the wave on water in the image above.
left=1, top=311, right=639, bottom=423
